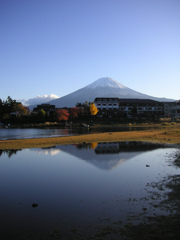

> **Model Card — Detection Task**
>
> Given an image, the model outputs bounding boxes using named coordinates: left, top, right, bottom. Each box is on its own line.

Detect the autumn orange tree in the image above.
left=89, top=103, right=98, bottom=115
left=15, top=103, right=28, bottom=115
left=90, top=142, right=98, bottom=149
left=57, top=109, right=69, bottom=121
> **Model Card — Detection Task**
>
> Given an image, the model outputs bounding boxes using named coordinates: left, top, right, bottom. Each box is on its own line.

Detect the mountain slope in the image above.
left=46, top=77, right=174, bottom=108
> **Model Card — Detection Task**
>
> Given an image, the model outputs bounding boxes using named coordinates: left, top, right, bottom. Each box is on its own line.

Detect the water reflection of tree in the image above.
left=76, top=143, right=92, bottom=150
left=76, top=142, right=98, bottom=150
left=0, top=149, right=22, bottom=158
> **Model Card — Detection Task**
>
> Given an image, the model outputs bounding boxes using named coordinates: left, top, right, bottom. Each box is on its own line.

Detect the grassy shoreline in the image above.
left=1, top=124, right=180, bottom=149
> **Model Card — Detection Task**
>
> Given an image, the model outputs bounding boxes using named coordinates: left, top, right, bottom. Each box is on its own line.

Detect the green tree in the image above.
left=0, top=99, right=3, bottom=118
left=38, top=109, right=46, bottom=122
left=2, top=113, right=10, bottom=123
left=0, top=96, right=29, bottom=123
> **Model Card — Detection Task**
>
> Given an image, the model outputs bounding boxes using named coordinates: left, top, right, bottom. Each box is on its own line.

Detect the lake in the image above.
left=0, top=126, right=159, bottom=140
left=0, top=141, right=179, bottom=239
left=0, top=128, right=75, bottom=140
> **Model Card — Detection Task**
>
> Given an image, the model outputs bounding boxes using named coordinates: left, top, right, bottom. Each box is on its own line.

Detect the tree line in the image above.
left=0, top=96, right=28, bottom=123
left=0, top=97, right=98, bottom=124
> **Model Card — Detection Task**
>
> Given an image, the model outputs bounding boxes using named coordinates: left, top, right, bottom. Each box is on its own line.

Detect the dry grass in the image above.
left=1, top=126, right=180, bottom=149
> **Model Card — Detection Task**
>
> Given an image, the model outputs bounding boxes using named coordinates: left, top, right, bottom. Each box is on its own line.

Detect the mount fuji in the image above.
left=43, top=77, right=174, bottom=108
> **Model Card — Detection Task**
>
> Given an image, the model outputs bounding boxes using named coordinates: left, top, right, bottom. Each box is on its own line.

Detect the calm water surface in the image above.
left=0, top=126, right=159, bottom=140
left=0, top=142, right=179, bottom=239
left=0, top=128, right=75, bottom=140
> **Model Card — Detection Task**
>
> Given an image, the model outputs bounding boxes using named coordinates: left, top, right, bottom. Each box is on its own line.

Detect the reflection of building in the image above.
left=95, top=142, right=120, bottom=154
left=95, top=141, right=166, bottom=154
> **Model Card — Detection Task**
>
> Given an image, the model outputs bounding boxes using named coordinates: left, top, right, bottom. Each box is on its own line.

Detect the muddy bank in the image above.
left=116, top=153, right=180, bottom=240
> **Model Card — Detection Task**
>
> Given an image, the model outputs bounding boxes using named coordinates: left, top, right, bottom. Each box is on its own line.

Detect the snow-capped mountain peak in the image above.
left=34, top=77, right=174, bottom=108
left=86, top=77, right=126, bottom=89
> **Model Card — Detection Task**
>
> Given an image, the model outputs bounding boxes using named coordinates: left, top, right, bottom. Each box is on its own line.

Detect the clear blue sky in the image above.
left=0, top=0, right=180, bottom=103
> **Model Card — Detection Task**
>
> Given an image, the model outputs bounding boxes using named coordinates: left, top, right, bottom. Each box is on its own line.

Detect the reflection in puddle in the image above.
left=0, top=149, right=22, bottom=158
left=0, top=142, right=180, bottom=239
left=52, top=141, right=172, bottom=171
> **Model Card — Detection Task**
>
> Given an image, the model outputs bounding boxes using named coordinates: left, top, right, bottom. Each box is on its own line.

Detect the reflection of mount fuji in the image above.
left=55, top=142, right=166, bottom=171
left=31, top=146, right=61, bottom=156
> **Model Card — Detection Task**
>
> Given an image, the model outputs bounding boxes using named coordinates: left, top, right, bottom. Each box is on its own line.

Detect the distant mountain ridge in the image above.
left=33, top=77, right=175, bottom=109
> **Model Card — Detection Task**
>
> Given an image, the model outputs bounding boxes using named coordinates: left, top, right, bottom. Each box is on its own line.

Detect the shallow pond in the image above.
left=0, top=141, right=179, bottom=239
